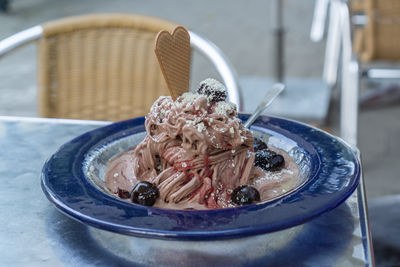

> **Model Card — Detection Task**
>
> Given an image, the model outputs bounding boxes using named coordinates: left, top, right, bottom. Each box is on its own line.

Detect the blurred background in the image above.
left=1, top=0, right=399, bottom=265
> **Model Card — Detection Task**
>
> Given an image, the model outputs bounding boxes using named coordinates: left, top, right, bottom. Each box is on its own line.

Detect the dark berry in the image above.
left=269, top=154, right=285, bottom=170
left=254, top=149, right=285, bottom=171
left=253, top=138, right=268, bottom=152
left=254, top=149, right=275, bottom=168
left=231, top=185, right=260, bottom=205
left=131, top=181, right=159, bottom=206
left=118, top=189, right=131, bottom=199
left=197, top=79, right=227, bottom=103
left=210, top=90, right=227, bottom=102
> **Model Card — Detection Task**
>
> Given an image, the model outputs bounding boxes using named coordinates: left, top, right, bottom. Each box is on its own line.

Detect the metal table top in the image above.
left=0, top=116, right=374, bottom=266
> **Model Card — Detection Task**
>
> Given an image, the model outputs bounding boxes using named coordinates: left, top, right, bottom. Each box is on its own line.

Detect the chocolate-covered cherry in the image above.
left=197, top=79, right=227, bottom=103
left=253, top=138, right=268, bottom=151
left=231, top=185, right=260, bottom=206
left=131, top=181, right=159, bottom=206
left=268, top=154, right=285, bottom=171
left=254, top=149, right=285, bottom=171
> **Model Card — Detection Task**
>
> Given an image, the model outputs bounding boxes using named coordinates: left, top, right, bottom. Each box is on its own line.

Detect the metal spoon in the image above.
left=243, top=83, right=285, bottom=128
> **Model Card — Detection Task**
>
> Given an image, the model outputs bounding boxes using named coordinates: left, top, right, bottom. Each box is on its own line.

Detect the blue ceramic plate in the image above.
left=41, top=114, right=360, bottom=240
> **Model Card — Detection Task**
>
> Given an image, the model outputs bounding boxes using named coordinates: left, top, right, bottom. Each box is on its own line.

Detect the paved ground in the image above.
left=1, top=0, right=400, bottom=265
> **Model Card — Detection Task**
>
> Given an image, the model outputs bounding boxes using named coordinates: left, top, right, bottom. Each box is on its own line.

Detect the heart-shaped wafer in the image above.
left=154, top=26, right=191, bottom=100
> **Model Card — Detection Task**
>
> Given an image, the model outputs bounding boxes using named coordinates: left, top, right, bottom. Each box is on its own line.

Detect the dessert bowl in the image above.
left=41, top=114, right=360, bottom=265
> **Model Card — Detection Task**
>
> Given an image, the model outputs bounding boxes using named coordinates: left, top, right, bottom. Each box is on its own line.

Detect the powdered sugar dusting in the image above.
left=177, top=92, right=202, bottom=107
left=215, top=101, right=234, bottom=116
left=201, top=78, right=225, bottom=92
left=196, top=122, right=206, bottom=132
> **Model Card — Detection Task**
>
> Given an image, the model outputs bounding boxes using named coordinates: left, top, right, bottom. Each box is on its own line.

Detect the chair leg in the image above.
left=340, top=58, right=359, bottom=146
left=323, top=0, right=341, bottom=87
left=339, top=1, right=359, bottom=146
left=310, top=0, right=330, bottom=42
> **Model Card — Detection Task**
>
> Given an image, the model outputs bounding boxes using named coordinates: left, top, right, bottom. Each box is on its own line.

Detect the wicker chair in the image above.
left=0, top=14, right=242, bottom=121
left=353, top=0, right=400, bottom=62
left=350, top=0, right=400, bottom=113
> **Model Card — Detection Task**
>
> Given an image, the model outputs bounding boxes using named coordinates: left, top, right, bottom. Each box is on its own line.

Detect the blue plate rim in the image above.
left=41, top=114, right=360, bottom=240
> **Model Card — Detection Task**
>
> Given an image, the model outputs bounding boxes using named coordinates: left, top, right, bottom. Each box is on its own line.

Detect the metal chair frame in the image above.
left=309, top=0, right=358, bottom=145
left=0, top=20, right=243, bottom=113
left=310, top=0, right=400, bottom=146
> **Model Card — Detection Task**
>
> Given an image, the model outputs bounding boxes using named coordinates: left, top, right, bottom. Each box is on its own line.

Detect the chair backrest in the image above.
left=353, top=0, right=400, bottom=61
left=0, top=13, right=242, bottom=121
left=38, top=14, right=177, bottom=121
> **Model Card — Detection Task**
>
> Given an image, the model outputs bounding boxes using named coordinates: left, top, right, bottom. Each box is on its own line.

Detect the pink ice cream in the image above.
left=106, top=79, right=299, bottom=209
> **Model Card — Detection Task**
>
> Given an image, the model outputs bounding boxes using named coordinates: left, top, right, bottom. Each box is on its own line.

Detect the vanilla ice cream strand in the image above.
left=159, top=171, right=185, bottom=201
left=211, top=166, right=222, bottom=190
left=169, top=176, right=202, bottom=203
left=151, top=167, right=174, bottom=185
left=211, top=158, right=236, bottom=191
left=239, top=153, right=255, bottom=185
left=133, top=145, right=155, bottom=179
left=167, top=147, right=246, bottom=176
left=146, top=123, right=171, bottom=143
left=219, top=152, right=246, bottom=189
left=198, top=167, right=211, bottom=178
left=161, top=146, right=184, bottom=166
left=198, top=177, right=212, bottom=204
left=207, top=146, right=248, bottom=165
left=164, top=153, right=242, bottom=201
left=160, top=114, right=189, bottom=137
left=182, top=127, right=208, bottom=155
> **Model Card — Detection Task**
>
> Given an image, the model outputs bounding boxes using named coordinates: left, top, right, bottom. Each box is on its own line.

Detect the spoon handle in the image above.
left=244, top=83, right=285, bottom=128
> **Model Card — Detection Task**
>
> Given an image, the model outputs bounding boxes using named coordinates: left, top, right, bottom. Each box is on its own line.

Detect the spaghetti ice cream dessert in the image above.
left=106, top=78, right=299, bottom=209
